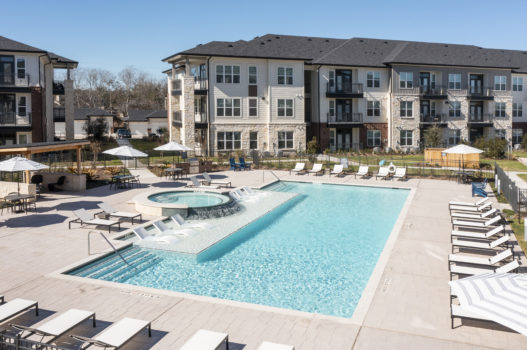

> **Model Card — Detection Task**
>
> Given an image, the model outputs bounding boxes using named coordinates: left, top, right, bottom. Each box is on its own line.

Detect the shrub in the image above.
left=522, top=136, right=527, bottom=150
left=423, top=125, right=443, bottom=147
left=474, top=137, right=507, bottom=159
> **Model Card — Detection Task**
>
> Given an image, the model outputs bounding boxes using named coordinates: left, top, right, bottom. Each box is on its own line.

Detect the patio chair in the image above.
left=451, top=225, right=505, bottom=241
left=448, top=248, right=513, bottom=267
left=239, top=157, right=251, bottom=170
left=450, top=302, right=492, bottom=329
left=0, top=298, right=38, bottom=324
left=48, top=175, right=66, bottom=192
left=393, top=167, right=407, bottom=180
left=330, top=164, right=344, bottom=177
left=130, top=175, right=141, bottom=188
left=449, top=259, right=519, bottom=277
left=97, top=203, right=142, bottom=224
left=71, top=317, right=151, bottom=349
left=0, top=198, right=14, bottom=215
left=153, top=220, right=199, bottom=237
left=355, top=165, right=369, bottom=178
left=290, top=163, right=306, bottom=175
left=171, top=214, right=213, bottom=230
left=132, top=227, right=181, bottom=244
left=258, top=341, right=295, bottom=350
left=10, top=308, right=95, bottom=344
left=202, top=172, right=231, bottom=188
left=241, top=186, right=267, bottom=198
left=186, top=176, right=219, bottom=189
left=180, top=329, right=228, bottom=350
left=452, top=234, right=510, bottom=252
left=449, top=201, right=492, bottom=213
left=229, top=158, right=240, bottom=171
left=69, top=209, right=121, bottom=233
left=452, top=215, right=501, bottom=229
left=308, top=163, right=324, bottom=176
left=449, top=198, right=489, bottom=207
left=229, top=188, right=258, bottom=203
left=375, top=166, right=390, bottom=180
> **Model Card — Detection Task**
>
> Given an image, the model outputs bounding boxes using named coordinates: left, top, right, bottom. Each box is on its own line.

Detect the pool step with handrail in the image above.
left=74, top=246, right=143, bottom=277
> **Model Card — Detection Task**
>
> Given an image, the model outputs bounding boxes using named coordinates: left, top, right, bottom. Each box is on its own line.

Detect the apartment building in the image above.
left=163, top=34, right=527, bottom=154
left=0, top=36, right=77, bottom=146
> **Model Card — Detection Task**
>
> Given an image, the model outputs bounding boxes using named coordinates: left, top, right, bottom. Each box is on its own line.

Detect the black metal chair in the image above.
left=48, top=176, right=66, bottom=191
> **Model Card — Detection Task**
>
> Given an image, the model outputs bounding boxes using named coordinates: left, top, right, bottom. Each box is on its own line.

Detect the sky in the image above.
left=3, top=0, right=527, bottom=80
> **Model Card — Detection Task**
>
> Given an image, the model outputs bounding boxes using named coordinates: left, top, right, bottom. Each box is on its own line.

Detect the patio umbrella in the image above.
left=154, top=142, right=192, bottom=165
left=0, top=156, right=49, bottom=194
left=103, top=146, right=147, bottom=170
left=449, top=273, right=527, bottom=335
left=443, top=144, right=484, bottom=170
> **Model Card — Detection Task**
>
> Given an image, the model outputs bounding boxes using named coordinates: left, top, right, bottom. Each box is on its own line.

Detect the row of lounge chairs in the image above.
left=69, top=203, right=142, bottom=232
left=181, top=329, right=294, bottom=350
left=447, top=198, right=521, bottom=329
left=229, top=186, right=266, bottom=202
left=290, top=163, right=407, bottom=180
left=186, top=173, right=232, bottom=189
left=132, top=214, right=213, bottom=244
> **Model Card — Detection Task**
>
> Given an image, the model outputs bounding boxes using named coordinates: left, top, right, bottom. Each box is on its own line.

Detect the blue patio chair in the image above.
left=472, top=182, right=487, bottom=197
left=229, top=158, right=240, bottom=171
left=239, top=157, right=250, bottom=170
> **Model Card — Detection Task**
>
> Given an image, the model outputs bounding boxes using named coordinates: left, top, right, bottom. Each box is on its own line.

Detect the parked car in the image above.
left=116, top=129, right=131, bottom=139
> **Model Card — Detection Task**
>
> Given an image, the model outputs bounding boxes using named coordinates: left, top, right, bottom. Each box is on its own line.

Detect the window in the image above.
left=400, top=101, right=413, bottom=117
left=278, top=67, right=293, bottom=85
left=217, top=132, right=241, bottom=150
left=249, top=66, right=257, bottom=84
left=495, top=129, right=506, bottom=139
left=513, top=77, right=523, bottom=91
left=249, top=132, right=258, bottom=149
left=367, top=130, right=381, bottom=147
left=329, top=100, right=335, bottom=116
left=448, top=74, right=461, bottom=90
left=400, top=130, right=413, bottom=146
left=216, top=65, right=240, bottom=84
left=328, top=71, right=335, bottom=91
left=277, top=99, right=293, bottom=117
left=513, top=103, right=523, bottom=117
left=449, top=101, right=461, bottom=117
left=430, top=101, right=437, bottom=116
left=495, top=102, right=506, bottom=117
left=367, top=100, right=381, bottom=117
left=448, top=129, right=461, bottom=145
left=367, top=71, right=380, bottom=88
left=17, top=96, right=26, bottom=116
left=278, top=131, right=294, bottom=149
left=248, top=98, right=258, bottom=117
left=513, top=129, right=523, bottom=145
left=18, top=133, right=28, bottom=144
left=329, top=129, right=335, bottom=149
left=216, top=98, right=241, bottom=117
left=399, top=72, right=413, bottom=88
left=16, top=58, right=25, bottom=79
left=494, top=76, right=506, bottom=91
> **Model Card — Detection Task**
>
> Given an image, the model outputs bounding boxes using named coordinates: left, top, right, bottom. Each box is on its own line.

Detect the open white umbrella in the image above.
left=0, top=156, right=49, bottom=194
left=154, top=142, right=192, bottom=165
left=449, top=273, right=527, bottom=335
left=443, top=144, right=484, bottom=170
left=103, top=146, right=147, bottom=170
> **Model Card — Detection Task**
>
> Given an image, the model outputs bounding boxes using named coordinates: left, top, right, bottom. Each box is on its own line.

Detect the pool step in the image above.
left=98, top=253, right=161, bottom=282
left=74, top=246, right=143, bottom=277
left=85, top=250, right=151, bottom=279
left=112, top=256, right=162, bottom=282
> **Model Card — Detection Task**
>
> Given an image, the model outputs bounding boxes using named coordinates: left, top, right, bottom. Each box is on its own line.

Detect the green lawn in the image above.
left=502, top=209, right=527, bottom=256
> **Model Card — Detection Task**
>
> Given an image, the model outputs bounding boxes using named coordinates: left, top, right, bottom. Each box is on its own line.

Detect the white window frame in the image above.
left=16, top=58, right=25, bottom=79
left=16, top=132, right=31, bottom=145
left=448, top=74, right=461, bottom=90
left=329, top=100, right=335, bottom=116
left=278, top=67, right=293, bottom=85
left=217, top=131, right=241, bottom=150
left=400, top=130, right=413, bottom=146
left=248, top=98, right=258, bottom=117
left=367, top=100, right=381, bottom=117
left=277, top=131, right=294, bottom=149
left=399, top=72, right=413, bottom=89
left=328, top=70, right=335, bottom=92
left=494, top=76, right=506, bottom=91
left=248, top=66, right=257, bottom=85
left=448, top=129, right=461, bottom=145
left=277, top=99, right=294, bottom=117
left=512, top=128, right=523, bottom=145
left=367, top=71, right=380, bottom=88
left=17, top=96, right=27, bottom=117
left=449, top=101, right=461, bottom=117
left=430, top=101, right=437, bottom=116
left=400, top=101, right=413, bottom=118
left=495, top=102, right=506, bottom=117
left=367, top=130, right=381, bottom=147
left=513, top=103, right=523, bottom=117
left=216, top=98, right=241, bottom=117
left=216, top=65, right=240, bottom=84
left=513, top=77, right=523, bottom=91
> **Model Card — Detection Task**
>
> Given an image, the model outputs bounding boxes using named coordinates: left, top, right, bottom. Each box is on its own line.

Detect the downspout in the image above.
left=206, top=56, right=211, bottom=157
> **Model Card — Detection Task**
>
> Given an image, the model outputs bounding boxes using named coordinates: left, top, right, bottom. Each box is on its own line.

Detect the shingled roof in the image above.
left=0, top=35, right=77, bottom=66
left=128, top=110, right=167, bottom=122
left=74, top=108, right=115, bottom=121
left=164, top=34, right=527, bottom=71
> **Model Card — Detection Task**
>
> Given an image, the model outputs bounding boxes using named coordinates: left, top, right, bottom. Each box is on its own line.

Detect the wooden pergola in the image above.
left=0, top=140, right=90, bottom=182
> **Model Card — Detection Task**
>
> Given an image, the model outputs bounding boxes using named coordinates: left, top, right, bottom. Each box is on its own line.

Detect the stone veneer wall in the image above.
left=181, top=76, right=195, bottom=148
left=391, top=95, right=420, bottom=149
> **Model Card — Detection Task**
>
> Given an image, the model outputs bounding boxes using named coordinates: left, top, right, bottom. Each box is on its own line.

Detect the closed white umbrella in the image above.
left=154, top=142, right=192, bottom=165
left=449, top=273, right=527, bottom=335
left=103, top=146, right=147, bottom=171
left=0, top=156, right=49, bottom=194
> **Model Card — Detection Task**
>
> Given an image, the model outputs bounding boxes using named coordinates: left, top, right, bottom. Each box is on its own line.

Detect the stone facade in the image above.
left=64, top=79, right=75, bottom=141
left=391, top=94, right=421, bottom=149
left=181, top=76, right=196, bottom=149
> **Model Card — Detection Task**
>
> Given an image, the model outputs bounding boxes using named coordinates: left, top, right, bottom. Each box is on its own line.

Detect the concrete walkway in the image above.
left=0, top=171, right=525, bottom=349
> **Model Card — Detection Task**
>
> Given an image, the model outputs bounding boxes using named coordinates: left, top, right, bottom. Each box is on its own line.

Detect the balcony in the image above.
left=0, top=74, right=30, bottom=89
left=327, top=112, right=363, bottom=125
left=420, top=113, right=447, bottom=125
left=171, top=79, right=182, bottom=96
left=468, top=113, right=493, bottom=125
left=194, top=77, right=208, bottom=95
left=195, top=112, right=207, bottom=128
left=420, top=85, right=447, bottom=99
left=326, top=83, right=363, bottom=98
left=468, top=86, right=494, bottom=100
left=172, top=111, right=182, bottom=127
left=53, top=107, right=65, bottom=122
left=0, top=112, right=31, bottom=126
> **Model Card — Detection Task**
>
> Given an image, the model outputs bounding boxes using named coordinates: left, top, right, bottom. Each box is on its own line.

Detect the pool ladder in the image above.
left=88, top=230, right=136, bottom=270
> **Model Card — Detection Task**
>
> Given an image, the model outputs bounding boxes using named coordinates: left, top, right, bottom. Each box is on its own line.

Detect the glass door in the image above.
left=344, top=133, right=351, bottom=150
left=420, top=100, right=430, bottom=122
left=0, top=94, right=16, bottom=124
left=470, top=102, right=482, bottom=121
left=470, top=74, right=483, bottom=94
left=419, top=72, right=430, bottom=93
left=0, top=56, right=14, bottom=85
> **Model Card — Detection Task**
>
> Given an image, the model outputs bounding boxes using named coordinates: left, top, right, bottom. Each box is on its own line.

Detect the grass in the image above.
left=518, top=174, right=527, bottom=182
left=490, top=184, right=509, bottom=203
left=502, top=209, right=527, bottom=256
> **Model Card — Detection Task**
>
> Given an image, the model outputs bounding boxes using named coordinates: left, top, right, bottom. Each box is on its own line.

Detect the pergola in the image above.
left=0, top=140, right=90, bottom=182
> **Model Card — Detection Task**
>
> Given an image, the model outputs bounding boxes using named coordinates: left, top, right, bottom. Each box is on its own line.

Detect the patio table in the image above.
left=164, top=167, right=184, bottom=180
left=112, top=175, right=135, bottom=189
left=4, top=193, right=34, bottom=213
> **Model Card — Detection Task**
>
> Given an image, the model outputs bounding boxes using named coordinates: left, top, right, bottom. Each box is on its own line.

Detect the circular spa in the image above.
left=134, top=190, right=240, bottom=219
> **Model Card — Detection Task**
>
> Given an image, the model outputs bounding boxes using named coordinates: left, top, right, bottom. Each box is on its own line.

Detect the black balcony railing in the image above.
left=326, top=82, right=363, bottom=97
left=194, top=76, right=208, bottom=91
left=327, top=112, right=363, bottom=124
left=0, top=111, right=31, bottom=126
left=469, top=113, right=493, bottom=123
left=420, top=85, right=447, bottom=97
left=0, top=73, right=30, bottom=87
left=420, top=113, right=447, bottom=124
left=468, top=86, right=493, bottom=100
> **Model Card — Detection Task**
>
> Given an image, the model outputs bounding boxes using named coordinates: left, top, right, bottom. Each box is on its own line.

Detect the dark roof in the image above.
left=49, top=52, right=78, bottom=65
left=128, top=110, right=168, bottom=121
left=0, top=35, right=77, bottom=66
left=165, top=34, right=527, bottom=70
left=74, top=108, right=115, bottom=120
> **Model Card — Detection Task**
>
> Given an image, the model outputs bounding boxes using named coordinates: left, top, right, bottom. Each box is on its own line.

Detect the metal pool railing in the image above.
left=0, top=333, right=71, bottom=350
left=494, top=163, right=527, bottom=214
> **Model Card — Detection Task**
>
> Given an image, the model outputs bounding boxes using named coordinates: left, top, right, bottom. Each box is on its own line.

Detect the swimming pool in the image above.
left=69, top=182, right=409, bottom=318
left=148, top=191, right=230, bottom=207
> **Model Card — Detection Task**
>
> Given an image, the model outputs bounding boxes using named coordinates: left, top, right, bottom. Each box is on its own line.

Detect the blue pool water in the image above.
left=70, top=182, right=409, bottom=318
left=148, top=191, right=230, bottom=207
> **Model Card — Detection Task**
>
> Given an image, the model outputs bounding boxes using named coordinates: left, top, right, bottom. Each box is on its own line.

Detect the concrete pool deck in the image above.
left=0, top=170, right=526, bottom=349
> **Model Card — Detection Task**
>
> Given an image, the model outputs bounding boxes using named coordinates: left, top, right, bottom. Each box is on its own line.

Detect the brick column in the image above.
left=64, top=79, right=74, bottom=140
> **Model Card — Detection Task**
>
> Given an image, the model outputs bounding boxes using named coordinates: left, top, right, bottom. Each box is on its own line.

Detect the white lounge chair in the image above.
left=452, top=234, right=510, bottom=251
left=308, top=163, right=324, bottom=176
left=330, top=164, right=344, bottom=177
left=241, top=186, right=267, bottom=198
left=11, top=308, right=95, bottom=344
left=171, top=214, right=213, bottom=230
left=71, top=317, right=151, bottom=349
left=69, top=209, right=121, bottom=233
left=452, top=215, right=501, bottom=229
left=153, top=220, right=198, bottom=237
left=451, top=303, right=491, bottom=328
left=451, top=225, right=505, bottom=241
left=97, top=203, right=142, bottom=224
left=393, top=167, right=406, bottom=180
left=449, top=201, right=492, bottom=213
left=448, top=248, right=513, bottom=266
left=376, top=166, right=390, bottom=180
left=290, top=163, right=306, bottom=175
left=450, top=208, right=499, bottom=221
left=355, top=165, right=369, bottom=178
left=187, top=176, right=219, bottom=189
left=229, top=188, right=258, bottom=202
left=202, top=172, right=231, bottom=188
left=132, top=227, right=180, bottom=244
left=449, top=198, right=489, bottom=207
left=0, top=298, right=38, bottom=323
left=258, top=341, right=295, bottom=350
left=450, top=259, right=519, bottom=277
left=180, top=329, right=228, bottom=350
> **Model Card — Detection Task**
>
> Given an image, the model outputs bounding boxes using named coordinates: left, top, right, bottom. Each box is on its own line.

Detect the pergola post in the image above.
left=25, top=151, right=31, bottom=184
left=76, top=147, right=82, bottom=175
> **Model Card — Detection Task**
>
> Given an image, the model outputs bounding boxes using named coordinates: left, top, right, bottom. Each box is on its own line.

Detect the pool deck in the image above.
left=1, top=170, right=526, bottom=349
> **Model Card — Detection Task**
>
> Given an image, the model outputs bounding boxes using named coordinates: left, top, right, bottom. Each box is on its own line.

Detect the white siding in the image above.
left=130, top=121, right=148, bottom=138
